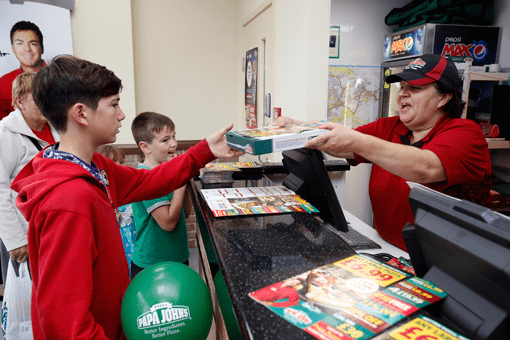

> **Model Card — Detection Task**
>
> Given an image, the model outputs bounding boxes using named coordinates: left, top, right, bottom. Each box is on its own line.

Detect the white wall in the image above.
left=273, top=0, right=330, bottom=123
left=240, top=0, right=266, bottom=19
left=329, top=0, right=409, bottom=226
left=71, top=0, right=136, bottom=144
left=131, top=0, right=240, bottom=141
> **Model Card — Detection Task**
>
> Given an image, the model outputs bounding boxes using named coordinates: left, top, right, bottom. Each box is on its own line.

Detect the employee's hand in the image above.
left=206, top=123, right=245, bottom=159
left=269, top=116, right=303, bottom=127
left=9, top=245, right=28, bottom=263
left=305, top=122, right=359, bottom=154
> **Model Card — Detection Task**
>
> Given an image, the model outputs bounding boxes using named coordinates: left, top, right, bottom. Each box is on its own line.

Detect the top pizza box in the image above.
left=226, top=121, right=328, bottom=155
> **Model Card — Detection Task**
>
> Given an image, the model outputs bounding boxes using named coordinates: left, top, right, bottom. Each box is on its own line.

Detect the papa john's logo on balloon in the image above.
left=137, top=302, right=190, bottom=330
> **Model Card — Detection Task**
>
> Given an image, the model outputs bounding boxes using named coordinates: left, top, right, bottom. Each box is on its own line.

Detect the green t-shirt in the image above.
left=131, top=164, right=189, bottom=268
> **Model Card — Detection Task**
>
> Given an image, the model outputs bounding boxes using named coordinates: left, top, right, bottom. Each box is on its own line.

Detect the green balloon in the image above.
left=121, top=262, right=213, bottom=340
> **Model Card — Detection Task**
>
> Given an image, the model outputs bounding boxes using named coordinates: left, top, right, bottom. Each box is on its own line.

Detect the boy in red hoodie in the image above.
left=10, top=55, right=243, bottom=340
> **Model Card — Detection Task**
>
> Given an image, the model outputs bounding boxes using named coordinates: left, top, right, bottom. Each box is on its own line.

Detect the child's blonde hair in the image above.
left=12, top=72, right=37, bottom=110
left=97, top=144, right=125, bottom=164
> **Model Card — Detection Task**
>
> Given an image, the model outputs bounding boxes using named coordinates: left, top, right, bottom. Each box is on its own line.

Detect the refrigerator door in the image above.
left=379, top=61, right=408, bottom=118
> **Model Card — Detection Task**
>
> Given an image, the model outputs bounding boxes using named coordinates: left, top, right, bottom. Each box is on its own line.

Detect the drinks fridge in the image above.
left=379, top=23, right=500, bottom=118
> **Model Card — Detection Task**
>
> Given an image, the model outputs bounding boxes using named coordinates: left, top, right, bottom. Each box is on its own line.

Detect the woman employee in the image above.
left=274, top=54, right=491, bottom=251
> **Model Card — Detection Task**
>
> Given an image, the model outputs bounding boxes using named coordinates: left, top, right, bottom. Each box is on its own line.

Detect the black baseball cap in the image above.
left=385, top=54, right=460, bottom=89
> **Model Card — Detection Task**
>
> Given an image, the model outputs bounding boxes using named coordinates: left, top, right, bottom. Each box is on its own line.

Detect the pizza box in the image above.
left=226, top=121, right=328, bottom=155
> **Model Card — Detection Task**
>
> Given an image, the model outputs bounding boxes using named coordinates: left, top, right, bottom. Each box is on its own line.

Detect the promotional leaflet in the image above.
left=199, top=186, right=319, bottom=217
left=200, top=162, right=261, bottom=184
left=371, top=314, right=471, bottom=340
left=201, top=161, right=260, bottom=172
left=249, top=254, right=447, bottom=340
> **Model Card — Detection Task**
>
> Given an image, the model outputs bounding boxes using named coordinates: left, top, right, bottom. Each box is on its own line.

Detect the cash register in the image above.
left=403, top=185, right=510, bottom=340
left=281, top=147, right=381, bottom=250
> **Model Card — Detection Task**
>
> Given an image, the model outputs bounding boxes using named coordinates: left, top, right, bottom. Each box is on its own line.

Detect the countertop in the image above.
left=191, top=173, right=357, bottom=339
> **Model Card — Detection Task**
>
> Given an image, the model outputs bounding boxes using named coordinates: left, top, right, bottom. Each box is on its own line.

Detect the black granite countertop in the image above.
left=191, top=174, right=355, bottom=339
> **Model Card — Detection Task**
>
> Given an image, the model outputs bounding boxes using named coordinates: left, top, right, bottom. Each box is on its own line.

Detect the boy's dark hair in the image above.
left=10, top=21, right=44, bottom=53
left=32, top=55, right=122, bottom=132
left=131, top=111, right=175, bottom=148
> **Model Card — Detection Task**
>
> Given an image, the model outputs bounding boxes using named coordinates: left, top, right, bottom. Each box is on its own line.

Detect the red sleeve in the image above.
left=99, top=138, right=215, bottom=208
left=351, top=117, right=401, bottom=164
left=425, top=120, right=491, bottom=189
left=35, top=210, right=109, bottom=339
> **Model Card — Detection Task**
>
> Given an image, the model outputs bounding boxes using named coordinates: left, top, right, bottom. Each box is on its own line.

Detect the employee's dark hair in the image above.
left=10, top=21, right=44, bottom=53
left=32, top=55, right=122, bottom=132
left=131, top=111, right=175, bottom=147
left=434, top=82, right=465, bottom=119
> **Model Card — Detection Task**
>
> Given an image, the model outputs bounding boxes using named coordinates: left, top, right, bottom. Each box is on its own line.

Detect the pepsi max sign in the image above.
left=383, top=27, right=424, bottom=60
left=433, top=25, right=500, bottom=66
left=383, top=24, right=500, bottom=66
left=441, top=39, right=489, bottom=62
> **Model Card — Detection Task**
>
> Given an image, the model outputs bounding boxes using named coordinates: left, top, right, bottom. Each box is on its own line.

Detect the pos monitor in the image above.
left=403, top=185, right=510, bottom=340
left=281, top=148, right=349, bottom=232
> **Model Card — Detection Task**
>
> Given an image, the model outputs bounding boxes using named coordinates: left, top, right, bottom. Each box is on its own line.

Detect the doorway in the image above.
left=241, top=2, right=276, bottom=163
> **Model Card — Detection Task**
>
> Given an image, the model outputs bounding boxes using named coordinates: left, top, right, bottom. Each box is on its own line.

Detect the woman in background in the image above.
left=0, top=72, right=59, bottom=282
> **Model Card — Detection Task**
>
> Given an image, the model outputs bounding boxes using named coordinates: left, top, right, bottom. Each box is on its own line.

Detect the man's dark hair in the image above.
left=32, top=55, right=123, bottom=132
left=10, top=21, right=44, bottom=53
left=434, top=82, right=465, bottom=119
left=131, top=111, right=175, bottom=147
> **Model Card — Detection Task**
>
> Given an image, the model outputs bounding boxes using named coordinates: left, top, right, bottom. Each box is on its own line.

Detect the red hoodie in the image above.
left=11, top=139, right=215, bottom=340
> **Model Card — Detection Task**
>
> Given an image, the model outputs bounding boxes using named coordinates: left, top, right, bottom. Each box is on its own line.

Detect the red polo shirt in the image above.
left=0, top=68, right=22, bottom=119
left=352, top=114, right=492, bottom=250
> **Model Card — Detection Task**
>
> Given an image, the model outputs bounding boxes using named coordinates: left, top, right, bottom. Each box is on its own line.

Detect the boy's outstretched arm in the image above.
left=206, top=123, right=245, bottom=159
left=150, top=186, right=186, bottom=232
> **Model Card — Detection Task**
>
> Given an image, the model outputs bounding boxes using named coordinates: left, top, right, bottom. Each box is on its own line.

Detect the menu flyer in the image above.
left=371, top=314, right=471, bottom=340
left=202, top=161, right=260, bottom=172
left=200, top=186, right=319, bottom=217
left=200, top=162, right=262, bottom=184
left=249, top=254, right=448, bottom=340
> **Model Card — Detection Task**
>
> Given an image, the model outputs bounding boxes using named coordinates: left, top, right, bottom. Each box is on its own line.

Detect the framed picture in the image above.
left=245, top=47, right=258, bottom=128
left=329, top=26, right=340, bottom=59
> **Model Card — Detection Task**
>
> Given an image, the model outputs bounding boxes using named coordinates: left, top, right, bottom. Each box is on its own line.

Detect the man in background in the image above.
left=0, top=21, right=46, bottom=119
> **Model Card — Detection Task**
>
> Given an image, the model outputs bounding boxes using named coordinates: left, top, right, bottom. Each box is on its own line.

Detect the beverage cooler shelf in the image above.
left=461, top=59, right=509, bottom=120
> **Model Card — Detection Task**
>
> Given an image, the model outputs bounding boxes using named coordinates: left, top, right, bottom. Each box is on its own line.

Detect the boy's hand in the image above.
left=206, top=123, right=245, bottom=159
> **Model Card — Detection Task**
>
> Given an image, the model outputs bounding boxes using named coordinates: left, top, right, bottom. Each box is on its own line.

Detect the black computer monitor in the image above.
left=281, top=148, right=349, bottom=232
left=402, top=185, right=510, bottom=340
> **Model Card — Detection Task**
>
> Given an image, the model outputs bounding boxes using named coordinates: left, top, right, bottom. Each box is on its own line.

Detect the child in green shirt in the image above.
left=130, top=111, right=193, bottom=279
